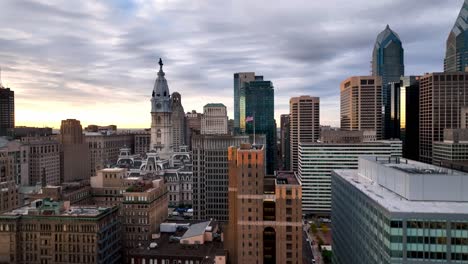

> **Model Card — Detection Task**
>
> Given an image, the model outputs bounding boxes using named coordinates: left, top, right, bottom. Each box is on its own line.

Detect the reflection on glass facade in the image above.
left=240, top=80, right=275, bottom=174
left=445, top=0, right=468, bottom=72
left=234, top=73, right=262, bottom=134
left=386, top=76, right=420, bottom=160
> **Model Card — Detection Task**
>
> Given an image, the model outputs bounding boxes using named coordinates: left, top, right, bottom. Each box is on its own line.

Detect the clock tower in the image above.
left=150, top=58, right=173, bottom=159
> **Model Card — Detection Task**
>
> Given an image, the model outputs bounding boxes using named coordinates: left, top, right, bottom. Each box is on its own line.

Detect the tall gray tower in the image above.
left=445, top=0, right=468, bottom=72
left=171, top=92, right=186, bottom=152
left=150, top=58, right=173, bottom=159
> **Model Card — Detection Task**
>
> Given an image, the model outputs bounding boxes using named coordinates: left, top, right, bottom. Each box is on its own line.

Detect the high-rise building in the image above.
left=0, top=87, right=14, bottom=137
left=201, top=103, right=228, bottom=135
left=0, top=137, right=29, bottom=185
left=299, top=137, right=401, bottom=213
left=171, top=92, right=186, bottom=151
left=150, top=58, right=173, bottom=159
left=289, top=96, right=320, bottom=172
left=85, top=133, right=133, bottom=176
left=191, top=134, right=264, bottom=221
left=227, top=144, right=302, bottom=264
left=340, top=76, right=383, bottom=139
left=185, top=110, right=202, bottom=150
left=0, top=153, right=19, bottom=213
left=419, top=72, right=468, bottom=163
left=234, top=72, right=263, bottom=134
left=241, top=80, right=276, bottom=174
left=59, top=119, right=90, bottom=183
left=445, top=0, right=468, bottom=72
left=433, top=128, right=468, bottom=165
left=280, top=114, right=290, bottom=170
left=21, top=136, right=61, bottom=186
left=0, top=199, right=121, bottom=264
left=332, top=157, right=468, bottom=264
left=387, top=76, right=420, bottom=160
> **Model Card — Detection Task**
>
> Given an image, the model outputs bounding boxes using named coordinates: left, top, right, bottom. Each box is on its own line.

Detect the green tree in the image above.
left=321, top=223, right=329, bottom=235
left=322, top=249, right=332, bottom=264
left=310, top=223, right=317, bottom=234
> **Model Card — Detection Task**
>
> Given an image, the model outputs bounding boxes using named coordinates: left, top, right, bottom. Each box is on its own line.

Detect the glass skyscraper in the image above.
left=445, top=0, right=468, bottom=72
left=372, top=25, right=404, bottom=139
left=240, top=80, right=276, bottom=174
left=233, top=72, right=263, bottom=134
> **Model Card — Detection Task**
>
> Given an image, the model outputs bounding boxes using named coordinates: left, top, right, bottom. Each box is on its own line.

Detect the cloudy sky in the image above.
left=0, top=0, right=464, bottom=128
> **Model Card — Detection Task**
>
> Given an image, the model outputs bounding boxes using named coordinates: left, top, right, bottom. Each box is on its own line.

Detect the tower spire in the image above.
left=158, top=58, right=163, bottom=71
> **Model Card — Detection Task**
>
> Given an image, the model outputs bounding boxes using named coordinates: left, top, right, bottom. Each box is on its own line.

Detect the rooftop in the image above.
left=276, top=171, right=300, bottom=185
left=204, top=103, right=226, bottom=108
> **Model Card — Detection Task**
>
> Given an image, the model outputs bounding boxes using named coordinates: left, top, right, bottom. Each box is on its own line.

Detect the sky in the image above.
left=0, top=0, right=464, bottom=128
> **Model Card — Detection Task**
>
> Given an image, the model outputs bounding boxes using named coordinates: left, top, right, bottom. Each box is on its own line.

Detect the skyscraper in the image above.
left=445, top=0, right=468, bottom=72
left=280, top=114, right=290, bottom=170
left=240, top=80, right=276, bottom=174
left=419, top=72, right=468, bottom=163
left=185, top=110, right=202, bottom=150
left=59, top=119, right=90, bottom=183
left=150, top=58, right=173, bottom=159
left=289, top=96, right=320, bottom=172
left=0, top=87, right=14, bottom=137
left=372, top=25, right=404, bottom=139
left=227, top=144, right=302, bottom=264
left=201, top=103, right=228, bottom=135
left=340, top=76, right=382, bottom=139
left=171, top=92, right=186, bottom=152
left=233, top=72, right=263, bottom=134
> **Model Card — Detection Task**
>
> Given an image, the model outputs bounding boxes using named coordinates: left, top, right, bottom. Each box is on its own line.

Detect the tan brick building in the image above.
left=0, top=153, right=19, bottom=213
left=21, top=136, right=61, bottom=186
left=227, top=144, right=302, bottom=264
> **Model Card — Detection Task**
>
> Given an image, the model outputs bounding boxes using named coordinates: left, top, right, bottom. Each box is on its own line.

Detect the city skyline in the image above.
left=0, top=0, right=464, bottom=128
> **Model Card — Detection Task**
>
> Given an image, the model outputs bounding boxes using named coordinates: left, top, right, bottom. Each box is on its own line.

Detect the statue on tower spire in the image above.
left=159, top=58, right=163, bottom=71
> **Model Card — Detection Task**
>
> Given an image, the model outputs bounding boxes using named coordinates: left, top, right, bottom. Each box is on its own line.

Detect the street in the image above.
left=303, top=223, right=323, bottom=264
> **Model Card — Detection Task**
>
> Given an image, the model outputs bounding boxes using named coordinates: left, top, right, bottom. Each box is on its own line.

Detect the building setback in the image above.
left=419, top=72, right=468, bottom=163
left=299, top=139, right=401, bottom=213
left=227, top=144, right=302, bottom=264
left=341, top=76, right=383, bottom=139
left=332, top=157, right=468, bottom=264
left=289, top=96, right=320, bottom=172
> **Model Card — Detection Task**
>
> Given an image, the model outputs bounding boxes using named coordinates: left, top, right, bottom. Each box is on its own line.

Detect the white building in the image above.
left=201, top=103, right=228, bottom=135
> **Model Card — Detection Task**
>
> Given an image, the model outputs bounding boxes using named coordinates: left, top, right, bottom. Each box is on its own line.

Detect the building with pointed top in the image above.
left=151, top=59, right=173, bottom=160
left=445, top=0, right=468, bottom=72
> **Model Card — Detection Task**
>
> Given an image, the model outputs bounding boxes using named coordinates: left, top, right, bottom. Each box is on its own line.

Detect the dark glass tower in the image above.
left=0, top=86, right=14, bottom=137
left=372, top=25, right=404, bottom=139
left=240, top=80, right=276, bottom=174
left=387, top=76, right=420, bottom=160
left=445, top=0, right=468, bottom=72
left=233, top=73, right=263, bottom=134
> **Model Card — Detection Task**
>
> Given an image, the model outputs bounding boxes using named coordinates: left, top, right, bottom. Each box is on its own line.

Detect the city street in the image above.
left=303, top=223, right=322, bottom=264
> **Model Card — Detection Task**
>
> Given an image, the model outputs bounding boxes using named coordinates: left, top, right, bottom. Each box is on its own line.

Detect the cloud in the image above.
left=0, top=0, right=463, bottom=128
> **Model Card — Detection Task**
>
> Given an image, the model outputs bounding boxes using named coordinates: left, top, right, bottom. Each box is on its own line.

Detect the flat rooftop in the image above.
left=276, top=171, right=300, bottom=185
left=3, top=204, right=113, bottom=217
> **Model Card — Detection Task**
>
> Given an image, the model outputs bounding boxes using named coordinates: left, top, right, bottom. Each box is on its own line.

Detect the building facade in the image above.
left=341, top=76, right=383, bottom=139
left=299, top=136, right=402, bottom=214
left=445, top=0, right=468, bottom=72
left=280, top=114, right=290, bottom=170
left=185, top=110, right=202, bottom=150
left=21, top=136, right=61, bottom=186
left=133, top=131, right=150, bottom=156
left=0, top=153, right=19, bottom=214
left=289, top=96, right=320, bottom=172
left=433, top=128, right=468, bottom=165
left=332, top=157, right=468, bottom=264
left=59, top=119, right=90, bottom=183
left=0, top=87, right=14, bottom=137
left=227, top=144, right=302, bottom=264
left=191, top=134, right=264, bottom=221
left=0, top=138, right=29, bottom=185
left=171, top=92, right=186, bottom=151
left=0, top=199, right=121, bottom=264
left=241, top=80, right=276, bottom=174
left=419, top=72, right=468, bottom=163
left=234, top=72, right=261, bottom=134
left=201, top=103, right=228, bottom=135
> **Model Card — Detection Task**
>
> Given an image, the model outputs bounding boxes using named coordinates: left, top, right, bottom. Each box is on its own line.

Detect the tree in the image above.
left=310, top=223, right=318, bottom=234
left=321, top=223, right=329, bottom=235
left=322, top=249, right=332, bottom=264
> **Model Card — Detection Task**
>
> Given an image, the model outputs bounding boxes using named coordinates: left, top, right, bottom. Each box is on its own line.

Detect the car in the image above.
left=306, top=238, right=309, bottom=242
left=312, top=259, right=316, bottom=264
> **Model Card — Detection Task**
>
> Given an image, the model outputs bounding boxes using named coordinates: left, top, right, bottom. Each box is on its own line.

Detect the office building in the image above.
left=419, top=72, right=468, bottom=163
left=280, top=114, right=290, bottom=170
left=290, top=96, right=320, bottom=172
left=0, top=199, right=121, bottom=264
left=85, top=133, right=133, bottom=177
left=150, top=59, right=173, bottom=159
left=133, top=131, right=150, bottom=156
left=234, top=72, right=263, bottom=134
left=21, top=136, right=61, bottom=186
left=84, top=124, right=117, bottom=134
left=185, top=110, right=202, bottom=150
left=386, top=76, right=420, bottom=160
left=445, top=0, right=468, bottom=72
left=0, top=87, right=14, bottom=137
left=433, top=128, right=468, bottom=165
left=171, top=92, right=186, bottom=151
left=241, top=80, right=276, bottom=174
left=201, top=103, right=228, bottom=135
left=191, top=134, right=264, bottom=221
left=341, top=76, right=383, bottom=139
left=0, top=137, right=29, bottom=185
left=332, top=157, right=468, bottom=264
left=59, top=119, right=90, bottom=183
left=299, top=137, right=402, bottom=213
left=0, top=153, right=19, bottom=213
left=11, top=127, right=52, bottom=139
left=227, top=144, right=302, bottom=264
